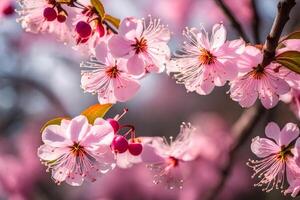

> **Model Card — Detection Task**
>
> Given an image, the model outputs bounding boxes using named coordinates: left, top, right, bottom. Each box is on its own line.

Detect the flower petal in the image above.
left=250, top=136, right=280, bottom=158
left=113, top=76, right=140, bottom=102
left=280, top=122, right=299, bottom=146
left=67, top=115, right=90, bottom=142
left=211, top=23, right=226, bottom=49
left=265, top=122, right=281, bottom=144
left=127, top=55, right=145, bottom=76
left=108, top=35, right=132, bottom=57
left=42, top=125, right=71, bottom=147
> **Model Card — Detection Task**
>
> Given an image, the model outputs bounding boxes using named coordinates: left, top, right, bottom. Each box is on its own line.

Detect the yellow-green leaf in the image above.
left=40, top=117, right=66, bottom=133
left=281, top=31, right=300, bottom=42
left=56, top=0, right=71, bottom=4
left=91, top=0, right=105, bottom=18
left=104, top=14, right=121, bottom=28
left=276, top=51, right=300, bottom=74
left=81, top=104, right=112, bottom=124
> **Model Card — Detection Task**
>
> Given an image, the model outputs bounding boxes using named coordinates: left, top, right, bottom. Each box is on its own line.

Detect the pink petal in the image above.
left=42, top=125, right=71, bottom=147
left=65, top=172, right=84, bottom=186
left=265, top=122, right=281, bottom=144
left=280, top=122, right=299, bottom=146
left=127, top=55, right=146, bottom=76
left=37, top=145, right=67, bottom=161
left=108, top=35, right=132, bottom=57
left=250, top=136, right=280, bottom=158
left=211, top=23, right=226, bottom=49
left=119, top=17, right=143, bottom=40
left=67, top=115, right=90, bottom=142
left=113, top=76, right=140, bottom=102
left=95, top=42, right=108, bottom=63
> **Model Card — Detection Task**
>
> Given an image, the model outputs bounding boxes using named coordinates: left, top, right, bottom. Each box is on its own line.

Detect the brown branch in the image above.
left=251, top=0, right=261, bottom=43
left=213, top=0, right=250, bottom=42
left=0, top=76, right=68, bottom=116
left=261, top=0, right=296, bottom=67
left=205, top=1, right=297, bottom=199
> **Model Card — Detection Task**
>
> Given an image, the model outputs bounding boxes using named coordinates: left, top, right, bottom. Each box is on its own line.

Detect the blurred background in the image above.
left=0, top=0, right=300, bottom=199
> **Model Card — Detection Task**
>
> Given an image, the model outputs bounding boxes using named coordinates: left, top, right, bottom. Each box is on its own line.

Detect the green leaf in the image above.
left=91, top=0, right=106, bottom=18
left=281, top=31, right=300, bottom=42
left=104, top=14, right=121, bottom=28
left=276, top=51, right=300, bottom=74
left=81, top=104, right=112, bottom=124
left=40, top=117, right=66, bottom=133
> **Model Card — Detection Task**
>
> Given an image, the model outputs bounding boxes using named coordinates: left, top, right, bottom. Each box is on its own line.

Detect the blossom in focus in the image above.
left=38, top=115, right=115, bottom=186
left=17, top=0, right=71, bottom=42
left=81, top=41, right=140, bottom=104
left=108, top=16, right=171, bottom=76
left=229, top=46, right=290, bottom=109
left=167, top=23, right=244, bottom=95
left=247, top=122, right=300, bottom=192
left=141, top=123, right=196, bottom=189
left=0, top=0, right=14, bottom=19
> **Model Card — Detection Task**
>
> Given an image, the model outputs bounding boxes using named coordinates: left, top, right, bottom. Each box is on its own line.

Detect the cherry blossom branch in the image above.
left=261, top=0, right=296, bottom=67
left=213, top=0, right=250, bottom=42
left=205, top=1, right=296, bottom=199
left=0, top=76, right=68, bottom=116
left=251, top=0, right=261, bottom=43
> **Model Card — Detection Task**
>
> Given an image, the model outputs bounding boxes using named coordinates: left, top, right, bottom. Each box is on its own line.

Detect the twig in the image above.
left=0, top=76, right=68, bottom=116
left=251, top=0, right=261, bottom=43
left=261, top=0, right=296, bottom=67
left=213, top=0, right=250, bottom=42
left=205, top=0, right=297, bottom=199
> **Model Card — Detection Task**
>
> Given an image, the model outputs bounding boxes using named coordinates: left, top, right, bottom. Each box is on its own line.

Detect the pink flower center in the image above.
left=199, top=49, right=216, bottom=65
left=167, top=156, right=179, bottom=167
left=132, top=37, right=148, bottom=54
left=105, top=66, right=120, bottom=78
left=249, top=67, right=265, bottom=80
left=277, top=145, right=293, bottom=161
left=70, top=142, right=86, bottom=157
left=43, top=7, right=57, bottom=22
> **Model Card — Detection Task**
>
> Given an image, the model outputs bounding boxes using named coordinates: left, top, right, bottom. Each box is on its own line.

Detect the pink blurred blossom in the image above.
left=17, top=0, right=71, bottom=42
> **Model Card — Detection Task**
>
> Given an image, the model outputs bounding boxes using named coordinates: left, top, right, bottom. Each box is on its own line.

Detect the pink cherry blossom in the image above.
left=81, top=41, right=141, bottom=104
left=108, top=16, right=171, bottom=76
left=247, top=122, right=300, bottom=192
left=167, top=23, right=244, bottom=95
left=16, top=0, right=71, bottom=42
left=229, top=46, right=291, bottom=109
left=141, top=122, right=196, bottom=189
left=281, top=89, right=300, bottom=120
left=38, top=115, right=115, bottom=186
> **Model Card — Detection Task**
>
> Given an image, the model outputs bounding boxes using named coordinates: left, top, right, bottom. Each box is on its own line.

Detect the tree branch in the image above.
left=261, top=0, right=296, bottom=67
left=205, top=1, right=297, bottom=199
left=251, top=0, right=261, bottom=43
left=0, top=76, right=68, bottom=116
left=213, top=0, right=250, bottom=42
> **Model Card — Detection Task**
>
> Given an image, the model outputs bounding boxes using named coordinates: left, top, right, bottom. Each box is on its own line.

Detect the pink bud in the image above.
left=75, top=21, right=92, bottom=39
left=57, top=14, right=66, bottom=23
left=3, top=4, right=14, bottom=16
left=111, top=135, right=128, bottom=153
left=128, top=142, right=143, bottom=156
left=43, top=7, right=57, bottom=22
left=107, top=118, right=119, bottom=133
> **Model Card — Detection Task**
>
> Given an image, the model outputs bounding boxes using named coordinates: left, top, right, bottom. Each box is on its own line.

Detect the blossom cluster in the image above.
left=38, top=108, right=204, bottom=188
left=14, top=0, right=300, bottom=198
